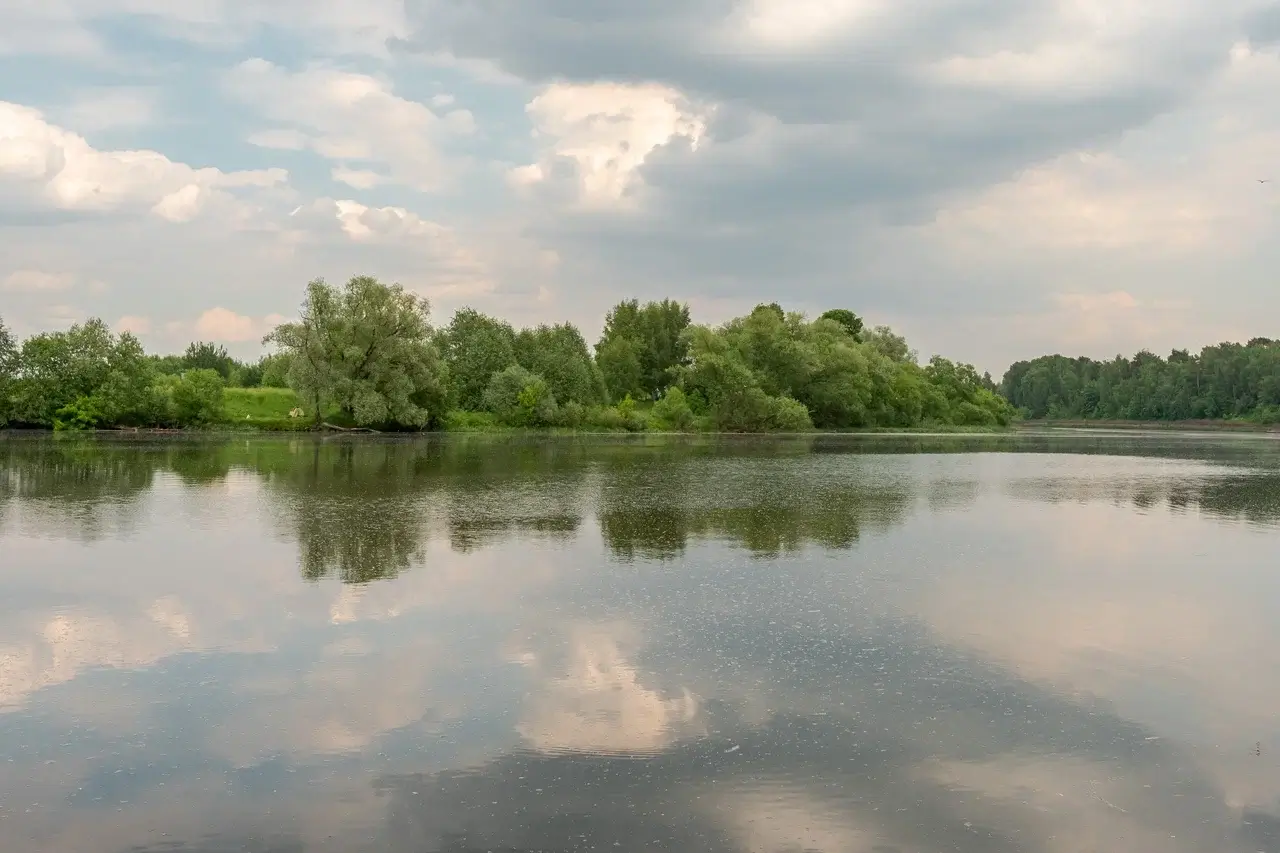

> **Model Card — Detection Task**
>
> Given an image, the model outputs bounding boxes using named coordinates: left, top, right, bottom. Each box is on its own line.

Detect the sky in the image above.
left=1, top=1, right=1278, bottom=375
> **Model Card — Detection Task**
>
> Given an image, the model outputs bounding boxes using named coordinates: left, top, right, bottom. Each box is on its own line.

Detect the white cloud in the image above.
left=115, top=314, right=151, bottom=334
left=1, top=269, right=76, bottom=292
left=0, top=101, right=288, bottom=220
left=330, top=167, right=383, bottom=189
left=225, top=59, right=466, bottom=192
left=513, top=82, right=709, bottom=207
left=724, top=0, right=891, bottom=51
left=191, top=307, right=288, bottom=343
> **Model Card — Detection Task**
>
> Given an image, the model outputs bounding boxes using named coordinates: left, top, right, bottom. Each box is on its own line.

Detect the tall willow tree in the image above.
left=264, top=276, right=449, bottom=428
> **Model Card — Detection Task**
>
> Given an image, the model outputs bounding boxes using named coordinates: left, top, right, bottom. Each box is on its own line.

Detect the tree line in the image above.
left=0, top=274, right=1016, bottom=431
left=1001, top=338, right=1280, bottom=423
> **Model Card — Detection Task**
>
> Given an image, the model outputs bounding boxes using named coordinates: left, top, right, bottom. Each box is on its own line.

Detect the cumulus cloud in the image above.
left=3, top=0, right=1280, bottom=370
left=115, top=314, right=151, bottom=334
left=512, top=82, right=708, bottom=207
left=390, top=0, right=1279, bottom=368
left=0, top=101, right=287, bottom=221
left=1, top=269, right=76, bottom=292
left=284, top=198, right=496, bottom=299
left=225, top=59, right=474, bottom=193
left=190, top=307, right=288, bottom=343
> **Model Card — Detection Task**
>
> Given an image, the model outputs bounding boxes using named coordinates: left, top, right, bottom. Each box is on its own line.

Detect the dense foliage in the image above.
left=1, top=275, right=1015, bottom=432
left=1002, top=339, right=1280, bottom=423
left=265, top=276, right=448, bottom=428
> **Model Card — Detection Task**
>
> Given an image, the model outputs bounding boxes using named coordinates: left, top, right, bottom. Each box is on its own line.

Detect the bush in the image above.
left=482, top=365, right=559, bottom=426
left=557, top=401, right=587, bottom=428
left=650, top=387, right=695, bottom=431
left=768, top=395, right=814, bottom=431
left=170, top=369, right=226, bottom=426
left=441, top=409, right=502, bottom=431
left=53, top=396, right=103, bottom=430
left=259, top=353, right=292, bottom=388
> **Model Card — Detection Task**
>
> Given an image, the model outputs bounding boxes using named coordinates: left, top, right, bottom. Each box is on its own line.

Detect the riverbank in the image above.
left=1019, top=418, right=1280, bottom=433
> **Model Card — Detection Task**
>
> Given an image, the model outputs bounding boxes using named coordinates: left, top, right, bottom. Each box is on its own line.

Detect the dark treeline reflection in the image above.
left=597, top=452, right=915, bottom=560
left=1008, top=468, right=1280, bottom=526
left=0, top=437, right=160, bottom=539
left=5, top=431, right=1280, bottom=573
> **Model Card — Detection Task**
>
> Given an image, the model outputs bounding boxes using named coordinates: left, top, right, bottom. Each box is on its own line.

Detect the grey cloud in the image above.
left=1245, top=3, right=1280, bottom=45
left=402, top=0, right=1268, bottom=340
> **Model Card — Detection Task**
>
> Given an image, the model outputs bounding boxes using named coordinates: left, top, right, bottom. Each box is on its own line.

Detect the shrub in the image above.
left=768, top=396, right=814, bottom=431
left=441, top=409, right=502, bottom=431
left=557, top=401, right=587, bottom=428
left=52, top=396, right=103, bottom=430
left=650, top=387, right=695, bottom=431
left=171, top=369, right=226, bottom=426
left=482, top=365, right=559, bottom=426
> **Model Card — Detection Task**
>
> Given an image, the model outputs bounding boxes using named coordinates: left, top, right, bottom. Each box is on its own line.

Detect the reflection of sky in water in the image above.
left=0, top=433, right=1279, bottom=852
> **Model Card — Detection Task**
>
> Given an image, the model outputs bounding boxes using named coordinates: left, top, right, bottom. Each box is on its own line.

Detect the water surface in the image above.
left=2, top=431, right=1279, bottom=852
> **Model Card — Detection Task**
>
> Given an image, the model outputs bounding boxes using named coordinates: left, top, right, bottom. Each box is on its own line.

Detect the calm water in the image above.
left=2, top=431, right=1280, bottom=853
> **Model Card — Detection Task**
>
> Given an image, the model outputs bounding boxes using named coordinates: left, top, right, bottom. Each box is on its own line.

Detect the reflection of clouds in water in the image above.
left=0, top=599, right=193, bottom=711
left=913, top=497, right=1280, bottom=821
left=917, top=755, right=1224, bottom=853
left=514, top=622, right=700, bottom=756
left=206, top=636, right=445, bottom=764
left=711, top=784, right=876, bottom=853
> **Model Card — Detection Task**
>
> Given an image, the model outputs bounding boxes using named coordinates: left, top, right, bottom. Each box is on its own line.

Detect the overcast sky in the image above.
left=2, top=1, right=1278, bottom=374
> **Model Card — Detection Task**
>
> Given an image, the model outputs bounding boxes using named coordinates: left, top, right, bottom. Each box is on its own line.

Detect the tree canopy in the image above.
left=678, top=304, right=1014, bottom=431
left=595, top=299, right=691, bottom=402
left=437, top=308, right=518, bottom=411
left=263, top=275, right=448, bottom=428
left=1002, top=340, right=1280, bottom=422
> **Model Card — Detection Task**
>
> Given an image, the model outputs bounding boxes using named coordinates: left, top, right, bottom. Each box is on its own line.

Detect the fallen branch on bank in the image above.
left=317, top=422, right=381, bottom=433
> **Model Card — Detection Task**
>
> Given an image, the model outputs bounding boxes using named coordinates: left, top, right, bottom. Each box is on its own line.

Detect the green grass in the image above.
left=222, top=387, right=314, bottom=430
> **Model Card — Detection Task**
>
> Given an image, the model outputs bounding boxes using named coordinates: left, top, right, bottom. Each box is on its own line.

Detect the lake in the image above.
left=2, top=431, right=1279, bottom=853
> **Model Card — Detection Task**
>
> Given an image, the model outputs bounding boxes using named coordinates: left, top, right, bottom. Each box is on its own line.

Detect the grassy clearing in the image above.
left=221, top=387, right=314, bottom=430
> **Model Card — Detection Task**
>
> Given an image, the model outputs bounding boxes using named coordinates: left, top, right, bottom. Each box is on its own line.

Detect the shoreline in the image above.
left=0, top=424, right=1018, bottom=438
left=1018, top=418, right=1280, bottom=433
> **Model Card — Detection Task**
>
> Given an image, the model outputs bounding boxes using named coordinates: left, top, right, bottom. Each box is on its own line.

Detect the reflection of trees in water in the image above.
left=124, top=834, right=304, bottom=852
left=1010, top=471, right=1280, bottom=526
left=255, top=441, right=433, bottom=583
left=0, top=436, right=159, bottom=540
left=253, top=438, right=594, bottom=581
left=599, top=455, right=918, bottom=560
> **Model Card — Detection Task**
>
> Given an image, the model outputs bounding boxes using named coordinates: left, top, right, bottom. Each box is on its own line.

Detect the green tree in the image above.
left=482, top=364, right=559, bottom=426
left=515, top=323, right=607, bottom=406
left=259, top=352, right=292, bottom=388
left=11, top=319, right=161, bottom=427
left=170, top=369, right=226, bottom=426
left=818, top=309, right=864, bottom=340
left=1001, top=338, right=1280, bottom=424
left=264, top=276, right=449, bottom=428
left=182, top=341, right=235, bottom=379
left=595, top=334, right=644, bottom=402
left=862, top=325, right=916, bottom=364
left=0, top=317, right=15, bottom=426
left=649, top=386, right=696, bottom=431
left=438, top=308, right=518, bottom=410
left=595, top=298, right=691, bottom=400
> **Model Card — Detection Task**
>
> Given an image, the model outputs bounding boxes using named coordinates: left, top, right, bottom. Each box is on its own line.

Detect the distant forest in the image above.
left=1000, top=338, right=1280, bottom=423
